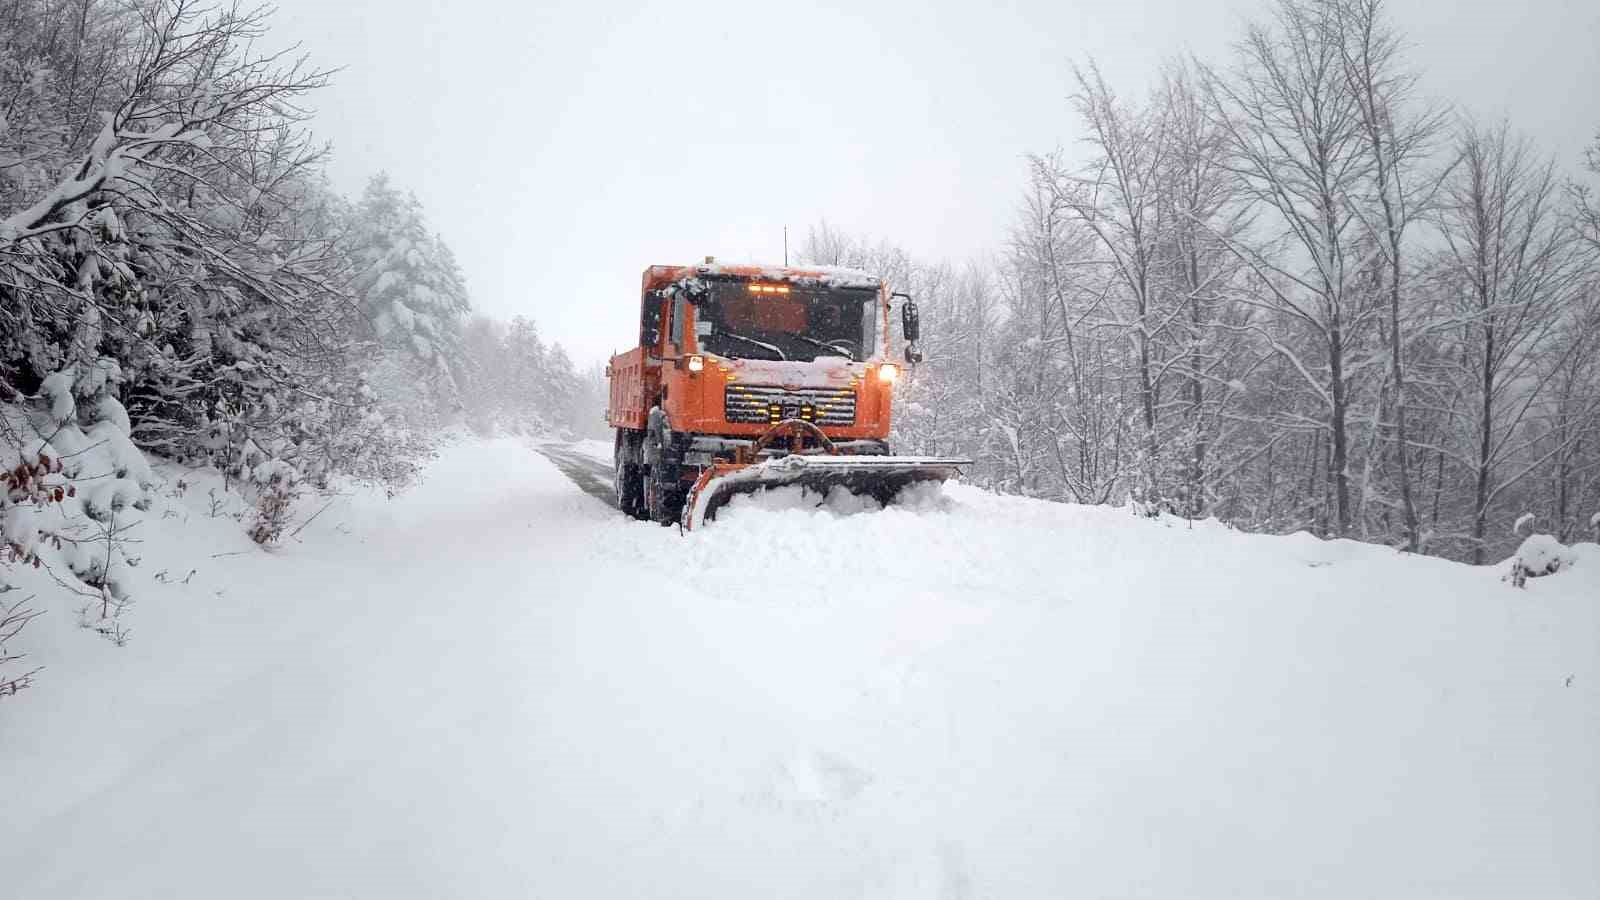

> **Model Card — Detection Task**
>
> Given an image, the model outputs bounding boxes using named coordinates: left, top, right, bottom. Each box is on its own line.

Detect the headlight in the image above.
left=877, top=363, right=899, bottom=383
left=687, top=354, right=704, bottom=373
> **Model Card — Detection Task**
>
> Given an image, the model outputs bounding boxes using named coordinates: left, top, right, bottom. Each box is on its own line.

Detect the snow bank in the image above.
left=1512, top=534, right=1575, bottom=576
left=1, top=438, right=1594, bottom=899
left=720, top=480, right=953, bottom=520
left=1505, top=534, right=1599, bottom=588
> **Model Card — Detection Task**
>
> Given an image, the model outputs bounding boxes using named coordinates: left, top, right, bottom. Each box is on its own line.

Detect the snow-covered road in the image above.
left=534, top=441, right=617, bottom=509
left=3, top=438, right=1596, bottom=898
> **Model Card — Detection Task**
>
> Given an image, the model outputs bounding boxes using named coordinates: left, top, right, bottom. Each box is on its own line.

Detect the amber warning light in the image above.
left=747, top=284, right=791, bottom=294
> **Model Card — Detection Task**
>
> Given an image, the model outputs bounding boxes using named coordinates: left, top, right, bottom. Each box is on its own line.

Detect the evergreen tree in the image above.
left=349, top=174, right=471, bottom=427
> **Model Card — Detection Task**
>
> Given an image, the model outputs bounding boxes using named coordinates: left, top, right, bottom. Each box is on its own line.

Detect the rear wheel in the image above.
left=613, top=430, right=645, bottom=519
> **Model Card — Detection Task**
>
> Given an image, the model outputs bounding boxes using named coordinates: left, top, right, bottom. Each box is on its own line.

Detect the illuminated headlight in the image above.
left=877, top=363, right=899, bottom=383
left=687, top=354, right=704, bottom=373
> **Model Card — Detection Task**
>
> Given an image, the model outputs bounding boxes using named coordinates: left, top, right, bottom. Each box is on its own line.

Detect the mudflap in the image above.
left=682, top=455, right=971, bottom=531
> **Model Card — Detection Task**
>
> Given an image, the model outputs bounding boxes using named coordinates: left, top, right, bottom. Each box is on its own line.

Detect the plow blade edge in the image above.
left=683, top=455, right=971, bottom=530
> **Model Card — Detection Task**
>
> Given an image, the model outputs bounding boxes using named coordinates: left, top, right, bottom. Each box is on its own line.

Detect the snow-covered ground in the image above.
left=2, top=437, right=1595, bottom=898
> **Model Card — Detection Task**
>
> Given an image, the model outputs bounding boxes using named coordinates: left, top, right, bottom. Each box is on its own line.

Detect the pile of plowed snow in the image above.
left=2, top=438, right=1594, bottom=899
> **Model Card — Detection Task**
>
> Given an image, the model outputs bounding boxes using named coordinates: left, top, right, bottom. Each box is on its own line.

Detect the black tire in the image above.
left=614, top=430, right=645, bottom=519
left=642, top=422, right=684, bottom=527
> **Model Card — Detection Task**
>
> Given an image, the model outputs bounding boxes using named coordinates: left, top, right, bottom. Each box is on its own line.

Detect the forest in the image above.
left=806, top=0, right=1600, bottom=564
left=0, top=0, right=592, bottom=689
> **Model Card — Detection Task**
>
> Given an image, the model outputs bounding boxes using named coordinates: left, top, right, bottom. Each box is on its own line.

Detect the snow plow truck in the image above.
left=607, top=260, right=969, bottom=529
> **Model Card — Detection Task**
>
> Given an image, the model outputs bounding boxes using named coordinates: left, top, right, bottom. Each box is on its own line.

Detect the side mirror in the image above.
left=892, top=292, right=922, bottom=365
left=897, top=294, right=921, bottom=343
left=641, top=292, right=664, bottom=346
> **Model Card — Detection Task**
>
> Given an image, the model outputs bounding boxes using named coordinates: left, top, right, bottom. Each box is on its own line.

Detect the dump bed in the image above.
left=606, top=346, right=656, bottom=431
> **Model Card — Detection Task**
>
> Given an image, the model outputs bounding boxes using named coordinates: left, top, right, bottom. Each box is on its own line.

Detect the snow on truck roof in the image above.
left=645, top=262, right=882, bottom=291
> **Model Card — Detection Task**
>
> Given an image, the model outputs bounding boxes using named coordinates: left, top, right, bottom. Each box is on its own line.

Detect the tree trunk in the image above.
left=1472, top=328, right=1495, bottom=564
left=1328, top=328, right=1352, bottom=536
left=1381, top=201, right=1420, bottom=551
left=1187, top=256, right=1207, bottom=518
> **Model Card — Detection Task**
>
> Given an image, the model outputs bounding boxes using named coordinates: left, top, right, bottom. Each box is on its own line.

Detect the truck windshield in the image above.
left=694, top=281, right=878, bottom=363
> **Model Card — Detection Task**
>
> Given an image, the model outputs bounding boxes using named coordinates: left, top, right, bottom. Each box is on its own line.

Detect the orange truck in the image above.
left=607, top=259, right=968, bottom=528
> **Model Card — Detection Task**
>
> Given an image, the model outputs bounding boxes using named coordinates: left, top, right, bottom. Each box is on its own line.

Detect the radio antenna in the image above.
left=783, top=225, right=788, bottom=266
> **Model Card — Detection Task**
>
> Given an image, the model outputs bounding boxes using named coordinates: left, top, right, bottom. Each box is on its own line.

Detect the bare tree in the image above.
left=1575, top=132, right=1600, bottom=253
left=1538, top=288, right=1600, bottom=542
left=1035, top=62, right=1178, bottom=511
left=1429, top=122, right=1587, bottom=561
left=1333, top=0, right=1450, bottom=550
left=1152, top=61, right=1252, bottom=518
left=1005, top=164, right=1134, bottom=503
left=1200, top=0, right=1384, bottom=536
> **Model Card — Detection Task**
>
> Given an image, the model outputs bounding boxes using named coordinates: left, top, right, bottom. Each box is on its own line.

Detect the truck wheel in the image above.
left=642, top=425, right=684, bottom=527
left=614, top=431, right=645, bottom=519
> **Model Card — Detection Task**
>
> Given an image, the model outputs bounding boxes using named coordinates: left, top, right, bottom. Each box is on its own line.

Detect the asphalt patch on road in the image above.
left=536, top=444, right=618, bottom=509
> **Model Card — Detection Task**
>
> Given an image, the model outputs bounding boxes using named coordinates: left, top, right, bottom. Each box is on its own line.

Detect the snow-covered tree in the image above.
left=348, top=173, right=471, bottom=427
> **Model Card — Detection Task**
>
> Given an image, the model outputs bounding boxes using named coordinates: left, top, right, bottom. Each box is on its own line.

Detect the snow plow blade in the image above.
left=683, top=455, right=971, bottom=530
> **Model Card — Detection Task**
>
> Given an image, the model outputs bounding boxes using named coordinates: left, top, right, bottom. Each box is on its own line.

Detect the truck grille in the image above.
left=724, top=384, right=856, bottom=426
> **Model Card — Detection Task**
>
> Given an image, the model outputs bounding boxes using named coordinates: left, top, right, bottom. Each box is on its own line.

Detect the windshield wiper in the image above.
left=788, top=333, right=854, bottom=361
left=719, top=331, right=787, bottom=361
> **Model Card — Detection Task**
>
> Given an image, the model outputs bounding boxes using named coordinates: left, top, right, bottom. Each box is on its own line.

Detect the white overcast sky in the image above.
left=265, top=0, right=1599, bottom=365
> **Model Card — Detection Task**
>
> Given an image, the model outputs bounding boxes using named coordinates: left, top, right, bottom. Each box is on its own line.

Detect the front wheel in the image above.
left=642, top=422, right=684, bottom=527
